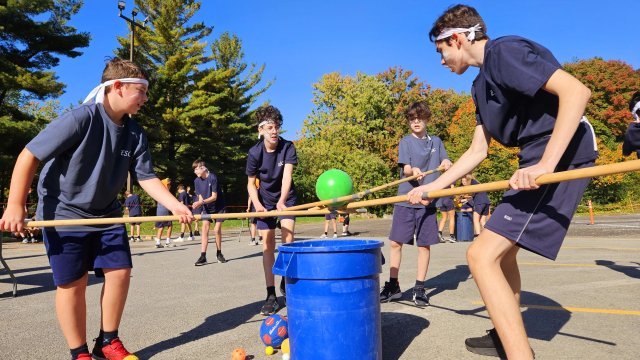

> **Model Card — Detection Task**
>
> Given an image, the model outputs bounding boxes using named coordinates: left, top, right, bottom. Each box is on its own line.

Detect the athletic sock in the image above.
left=216, top=250, right=221, bottom=256
left=102, top=330, right=118, bottom=346
left=415, top=280, right=426, bottom=289
left=70, top=343, right=89, bottom=359
left=201, top=252, right=206, bottom=257
left=267, top=286, right=276, bottom=297
left=389, top=277, right=399, bottom=286
left=180, top=232, right=184, bottom=237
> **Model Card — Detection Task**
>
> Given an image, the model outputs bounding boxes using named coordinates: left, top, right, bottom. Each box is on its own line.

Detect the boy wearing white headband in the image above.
left=246, top=104, right=298, bottom=315
left=407, top=4, right=597, bottom=359
left=0, top=58, right=193, bottom=360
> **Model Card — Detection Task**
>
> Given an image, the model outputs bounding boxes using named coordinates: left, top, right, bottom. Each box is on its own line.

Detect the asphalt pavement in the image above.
left=1, top=214, right=639, bottom=359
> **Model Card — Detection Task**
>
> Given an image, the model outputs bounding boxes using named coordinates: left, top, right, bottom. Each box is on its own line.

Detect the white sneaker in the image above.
left=165, top=239, right=176, bottom=248
left=333, top=233, right=338, bottom=238
left=175, top=237, right=184, bottom=242
left=154, top=238, right=162, bottom=248
left=187, top=236, right=194, bottom=241
left=22, top=238, right=29, bottom=244
left=320, top=234, right=328, bottom=239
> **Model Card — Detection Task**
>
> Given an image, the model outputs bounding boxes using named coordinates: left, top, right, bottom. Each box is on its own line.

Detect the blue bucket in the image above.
left=273, top=239, right=384, bottom=360
left=455, top=211, right=474, bottom=241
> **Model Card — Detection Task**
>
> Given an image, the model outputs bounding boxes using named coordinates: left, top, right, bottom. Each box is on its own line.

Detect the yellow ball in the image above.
left=265, top=346, right=274, bottom=355
left=281, top=338, right=290, bottom=354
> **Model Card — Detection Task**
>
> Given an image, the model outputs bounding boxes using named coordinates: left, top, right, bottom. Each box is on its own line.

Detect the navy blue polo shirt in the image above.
left=471, top=179, right=490, bottom=205
left=246, top=138, right=298, bottom=206
left=194, top=172, right=226, bottom=213
left=27, top=102, right=156, bottom=231
left=623, top=123, right=640, bottom=158
left=124, top=194, right=142, bottom=216
left=472, top=36, right=597, bottom=167
left=396, top=134, right=449, bottom=208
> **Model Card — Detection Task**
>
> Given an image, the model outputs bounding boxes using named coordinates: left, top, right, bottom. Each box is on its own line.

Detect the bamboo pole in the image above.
left=342, top=159, right=640, bottom=209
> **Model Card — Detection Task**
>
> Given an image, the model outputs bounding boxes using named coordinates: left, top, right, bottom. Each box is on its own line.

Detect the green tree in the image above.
left=0, top=0, right=89, bottom=202
left=119, top=1, right=270, bottom=204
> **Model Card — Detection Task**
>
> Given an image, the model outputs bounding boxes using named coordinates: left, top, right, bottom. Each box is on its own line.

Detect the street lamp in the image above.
left=117, top=1, right=149, bottom=62
left=117, top=1, right=150, bottom=192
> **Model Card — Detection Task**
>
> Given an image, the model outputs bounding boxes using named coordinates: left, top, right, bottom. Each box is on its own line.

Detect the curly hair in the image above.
left=428, top=4, right=488, bottom=43
left=255, top=105, right=283, bottom=127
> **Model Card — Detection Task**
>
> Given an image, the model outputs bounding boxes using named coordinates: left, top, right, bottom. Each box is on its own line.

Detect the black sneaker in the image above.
left=412, top=287, right=429, bottom=306
left=447, top=235, right=457, bottom=243
left=216, top=253, right=227, bottom=263
left=465, top=328, right=506, bottom=358
left=195, top=255, right=207, bottom=266
left=194, top=230, right=200, bottom=236
left=260, top=295, right=280, bottom=316
left=379, top=281, right=402, bottom=302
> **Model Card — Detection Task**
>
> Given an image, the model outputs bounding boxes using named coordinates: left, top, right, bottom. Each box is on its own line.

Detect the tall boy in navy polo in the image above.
left=192, top=159, right=227, bottom=265
left=380, top=101, right=452, bottom=307
left=246, top=105, right=298, bottom=316
left=124, top=191, right=143, bottom=242
left=0, top=58, right=193, bottom=360
left=408, top=5, right=598, bottom=359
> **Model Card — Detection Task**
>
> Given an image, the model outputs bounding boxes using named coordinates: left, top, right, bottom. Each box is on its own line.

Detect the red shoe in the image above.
left=99, top=338, right=139, bottom=360
left=76, top=354, right=93, bottom=360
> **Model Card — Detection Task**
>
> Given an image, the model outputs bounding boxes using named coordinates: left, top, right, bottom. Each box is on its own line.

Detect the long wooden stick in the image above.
left=25, top=209, right=335, bottom=228
left=286, top=165, right=444, bottom=211
left=343, top=159, right=640, bottom=209
left=22, top=159, right=640, bottom=228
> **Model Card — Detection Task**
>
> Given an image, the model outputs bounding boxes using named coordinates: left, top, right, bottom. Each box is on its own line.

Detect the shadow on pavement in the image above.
left=595, top=259, right=640, bottom=279
left=381, top=312, right=430, bottom=360
left=425, top=265, right=472, bottom=299
left=136, top=300, right=263, bottom=359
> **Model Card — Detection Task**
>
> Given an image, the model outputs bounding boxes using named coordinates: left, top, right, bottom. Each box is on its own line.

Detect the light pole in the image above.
left=117, top=1, right=150, bottom=62
left=117, top=1, right=149, bottom=192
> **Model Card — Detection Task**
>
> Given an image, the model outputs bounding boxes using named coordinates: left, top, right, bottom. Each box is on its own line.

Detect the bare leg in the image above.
left=213, top=221, right=222, bottom=251
left=473, top=212, right=482, bottom=235
left=261, top=228, right=277, bottom=286
left=389, top=240, right=403, bottom=279
left=100, top=268, right=131, bottom=332
left=416, top=245, right=431, bottom=281
left=466, top=229, right=533, bottom=360
left=447, top=210, right=456, bottom=235
left=201, top=220, right=211, bottom=253
left=56, top=274, right=88, bottom=348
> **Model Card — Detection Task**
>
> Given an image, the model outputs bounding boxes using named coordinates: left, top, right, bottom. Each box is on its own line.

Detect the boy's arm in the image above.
left=277, top=163, right=294, bottom=211
left=139, top=178, right=193, bottom=223
left=510, top=69, right=591, bottom=190
left=0, top=149, right=40, bottom=233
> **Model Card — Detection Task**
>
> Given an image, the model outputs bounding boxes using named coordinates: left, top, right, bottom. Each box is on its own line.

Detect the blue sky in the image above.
left=55, top=1, right=640, bottom=140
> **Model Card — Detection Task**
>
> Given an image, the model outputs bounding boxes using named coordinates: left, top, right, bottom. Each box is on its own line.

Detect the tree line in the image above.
left=2, top=1, right=639, bottom=214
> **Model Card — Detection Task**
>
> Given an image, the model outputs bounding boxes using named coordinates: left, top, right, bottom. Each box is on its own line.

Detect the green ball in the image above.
left=315, top=169, right=354, bottom=206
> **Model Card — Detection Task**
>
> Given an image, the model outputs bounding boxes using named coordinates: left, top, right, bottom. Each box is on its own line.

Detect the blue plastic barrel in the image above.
left=455, top=212, right=474, bottom=241
left=273, top=239, right=384, bottom=360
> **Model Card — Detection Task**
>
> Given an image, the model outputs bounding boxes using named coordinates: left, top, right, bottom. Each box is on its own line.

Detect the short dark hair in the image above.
left=101, top=57, right=148, bottom=93
left=629, top=91, right=640, bottom=114
left=428, top=4, right=488, bottom=43
left=255, top=105, right=283, bottom=127
left=192, top=159, right=206, bottom=169
left=405, top=101, right=432, bottom=122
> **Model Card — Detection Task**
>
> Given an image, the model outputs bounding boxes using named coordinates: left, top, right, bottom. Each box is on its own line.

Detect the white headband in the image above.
left=633, top=101, right=640, bottom=122
left=436, top=24, right=482, bottom=41
left=83, top=78, right=149, bottom=104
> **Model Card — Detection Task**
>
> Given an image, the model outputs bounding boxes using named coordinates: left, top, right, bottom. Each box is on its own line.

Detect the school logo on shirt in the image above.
left=503, top=215, right=512, bottom=221
left=120, top=150, right=131, bottom=157
left=278, top=161, right=284, bottom=167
